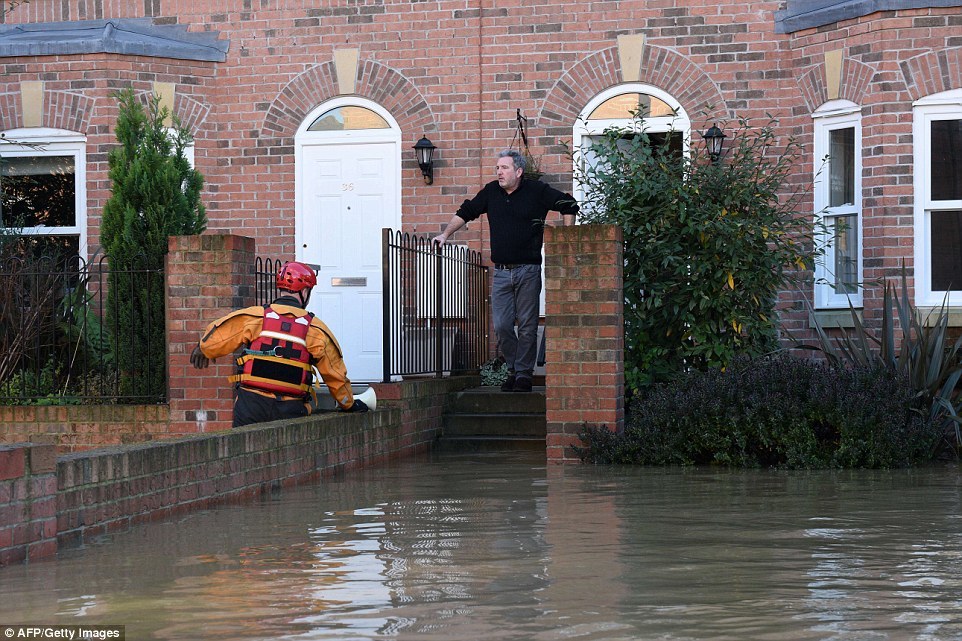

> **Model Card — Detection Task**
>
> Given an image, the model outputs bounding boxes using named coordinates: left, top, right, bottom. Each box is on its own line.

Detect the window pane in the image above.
left=931, top=120, right=962, bottom=201
left=931, top=210, right=962, bottom=291
left=588, top=93, right=673, bottom=119
left=307, top=106, right=390, bottom=131
left=1, top=155, right=76, bottom=228
left=829, top=127, right=854, bottom=207
left=14, top=234, right=81, bottom=262
left=832, top=214, right=858, bottom=294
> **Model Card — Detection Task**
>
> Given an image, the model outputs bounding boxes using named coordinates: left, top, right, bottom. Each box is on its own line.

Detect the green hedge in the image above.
left=577, top=355, right=943, bottom=469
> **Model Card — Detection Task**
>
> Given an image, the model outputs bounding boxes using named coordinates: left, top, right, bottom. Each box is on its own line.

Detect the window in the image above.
left=0, top=128, right=87, bottom=261
left=813, top=101, right=862, bottom=309
left=573, top=84, right=690, bottom=212
left=307, top=106, right=390, bottom=132
left=913, top=89, right=962, bottom=307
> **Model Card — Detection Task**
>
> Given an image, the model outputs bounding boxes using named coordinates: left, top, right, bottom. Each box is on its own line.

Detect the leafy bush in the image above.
left=576, top=355, right=941, bottom=469
left=572, top=114, right=823, bottom=393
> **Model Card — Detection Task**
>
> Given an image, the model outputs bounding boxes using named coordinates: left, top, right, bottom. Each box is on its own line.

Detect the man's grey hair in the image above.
left=498, top=149, right=526, bottom=172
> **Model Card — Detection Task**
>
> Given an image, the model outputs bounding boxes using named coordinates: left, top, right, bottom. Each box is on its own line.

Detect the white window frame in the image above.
left=0, top=127, right=88, bottom=260
left=913, top=89, right=962, bottom=308
left=812, top=100, right=863, bottom=309
left=572, top=84, right=691, bottom=203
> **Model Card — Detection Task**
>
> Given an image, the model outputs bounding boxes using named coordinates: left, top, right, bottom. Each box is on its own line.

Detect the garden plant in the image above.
left=101, top=88, right=206, bottom=400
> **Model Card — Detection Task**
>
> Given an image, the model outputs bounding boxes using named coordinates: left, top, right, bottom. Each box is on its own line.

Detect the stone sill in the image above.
left=810, top=309, right=862, bottom=329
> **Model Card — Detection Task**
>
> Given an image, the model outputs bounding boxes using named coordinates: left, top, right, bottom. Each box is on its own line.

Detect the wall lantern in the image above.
left=701, top=123, right=727, bottom=162
left=413, top=136, right=437, bottom=185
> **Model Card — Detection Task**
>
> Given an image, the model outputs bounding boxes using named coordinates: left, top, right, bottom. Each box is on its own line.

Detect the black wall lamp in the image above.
left=701, top=123, right=727, bottom=162
left=413, top=135, right=437, bottom=185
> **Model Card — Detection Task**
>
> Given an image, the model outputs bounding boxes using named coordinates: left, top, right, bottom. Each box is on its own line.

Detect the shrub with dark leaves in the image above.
left=576, top=354, right=938, bottom=468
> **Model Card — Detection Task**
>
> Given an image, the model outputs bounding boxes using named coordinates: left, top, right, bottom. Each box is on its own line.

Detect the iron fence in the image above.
left=0, top=252, right=166, bottom=404
left=382, top=228, right=489, bottom=380
left=254, top=256, right=282, bottom=305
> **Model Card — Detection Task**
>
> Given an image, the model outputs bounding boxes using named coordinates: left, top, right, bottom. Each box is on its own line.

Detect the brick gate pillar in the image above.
left=166, top=234, right=257, bottom=434
left=543, top=225, right=624, bottom=464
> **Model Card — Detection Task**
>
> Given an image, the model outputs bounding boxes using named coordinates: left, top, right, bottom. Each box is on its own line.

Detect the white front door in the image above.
left=298, top=142, right=398, bottom=381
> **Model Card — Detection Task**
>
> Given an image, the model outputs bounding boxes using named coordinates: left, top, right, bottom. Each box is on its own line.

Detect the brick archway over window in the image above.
left=0, top=90, right=96, bottom=132
left=538, top=44, right=728, bottom=137
left=901, top=47, right=962, bottom=101
left=796, top=58, right=876, bottom=113
left=261, top=59, right=436, bottom=144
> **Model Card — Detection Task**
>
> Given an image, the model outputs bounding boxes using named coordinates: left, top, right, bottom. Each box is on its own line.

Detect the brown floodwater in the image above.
left=2, top=451, right=961, bottom=640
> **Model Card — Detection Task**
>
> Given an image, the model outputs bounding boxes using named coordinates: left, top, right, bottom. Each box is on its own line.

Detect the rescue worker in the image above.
left=189, top=260, right=369, bottom=427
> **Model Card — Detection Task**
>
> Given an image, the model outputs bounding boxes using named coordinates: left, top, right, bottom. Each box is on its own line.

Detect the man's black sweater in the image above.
left=455, top=178, right=579, bottom=265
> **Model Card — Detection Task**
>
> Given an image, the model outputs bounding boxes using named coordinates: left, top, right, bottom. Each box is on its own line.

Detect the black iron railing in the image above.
left=382, top=229, right=489, bottom=381
left=0, top=253, right=165, bottom=404
left=254, top=256, right=282, bottom=305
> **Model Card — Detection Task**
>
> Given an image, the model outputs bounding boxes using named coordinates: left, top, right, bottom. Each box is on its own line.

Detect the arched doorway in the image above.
left=295, top=98, right=401, bottom=381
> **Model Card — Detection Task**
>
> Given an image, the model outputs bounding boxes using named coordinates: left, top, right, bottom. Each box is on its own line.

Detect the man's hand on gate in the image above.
left=190, top=344, right=210, bottom=369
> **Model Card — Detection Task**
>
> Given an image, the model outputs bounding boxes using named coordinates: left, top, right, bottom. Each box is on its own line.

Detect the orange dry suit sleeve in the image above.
left=306, top=316, right=356, bottom=410
left=198, top=305, right=265, bottom=360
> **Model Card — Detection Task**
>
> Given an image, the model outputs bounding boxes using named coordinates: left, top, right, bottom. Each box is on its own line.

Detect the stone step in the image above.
left=437, top=385, right=547, bottom=452
left=447, top=386, right=546, bottom=414
left=442, top=413, right=546, bottom=438
left=433, top=435, right=547, bottom=453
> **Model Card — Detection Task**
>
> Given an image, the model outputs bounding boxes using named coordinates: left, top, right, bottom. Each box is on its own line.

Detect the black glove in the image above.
left=344, top=399, right=369, bottom=413
left=190, top=344, right=210, bottom=369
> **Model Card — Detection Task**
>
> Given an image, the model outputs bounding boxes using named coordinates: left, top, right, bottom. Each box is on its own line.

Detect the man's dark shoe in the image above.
left=513, top=376, right=532, bottom=393
left=500, top=374, right=516, bottom=392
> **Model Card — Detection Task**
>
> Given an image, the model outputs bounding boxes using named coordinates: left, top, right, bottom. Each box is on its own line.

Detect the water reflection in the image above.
left=2, top=452, right=961, bottom=640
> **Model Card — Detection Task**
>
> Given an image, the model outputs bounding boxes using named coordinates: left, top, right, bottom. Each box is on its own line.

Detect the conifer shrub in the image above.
left=101, top=89, right=206, bottom=400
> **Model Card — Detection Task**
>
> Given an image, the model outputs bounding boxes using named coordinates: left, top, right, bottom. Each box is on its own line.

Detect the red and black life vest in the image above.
left=230, top=305, right=314, bottom=397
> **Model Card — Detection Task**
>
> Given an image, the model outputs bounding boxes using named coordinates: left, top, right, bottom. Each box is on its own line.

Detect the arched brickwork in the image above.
left=539, top=44, right=727, bottom=137
left=796, top=57, right=876, bottom=112
left=172, top=93, right=211, bottom=135
left=0, top=92, right=19, bottom=130
left=43, top=91, right=96, bottom=133
left=261, top=59, right=436, bottom=144
left=0, top=90, right=95, bottom=132
left=0, top=89, right=208, bottom=135
left=901, top=47, right=962, bottom=101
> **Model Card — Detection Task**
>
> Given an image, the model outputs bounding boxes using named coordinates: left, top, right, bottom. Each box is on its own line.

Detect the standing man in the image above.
left=433, top=150, right=578, bottom=392
left=190, top=261, right=368, bottom=427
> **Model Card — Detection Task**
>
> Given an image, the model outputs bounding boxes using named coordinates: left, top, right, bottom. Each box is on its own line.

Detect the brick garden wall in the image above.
left=0, top=374, right=473, bottom=566
left=544, top=225, right=625, bottom=464
left=0, top=443, right=57, bottom=565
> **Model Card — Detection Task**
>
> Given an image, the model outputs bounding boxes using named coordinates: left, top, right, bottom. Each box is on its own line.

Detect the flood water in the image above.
left=3, top=451, right=962, bottom=640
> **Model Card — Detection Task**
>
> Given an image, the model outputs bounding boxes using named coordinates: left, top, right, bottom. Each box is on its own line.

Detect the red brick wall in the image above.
left=0, top=405, right=171, bottom=453
left=1, top=373, right=473, bottom=566
left=544, top=225, right=625, bottom=464
left=0, top=443, right=57, bottom=565
left=166, top=233, right=256, bottom=436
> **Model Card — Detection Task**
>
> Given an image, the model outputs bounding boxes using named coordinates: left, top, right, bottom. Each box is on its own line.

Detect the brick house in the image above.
left=1, top=0, right=961, bottom=382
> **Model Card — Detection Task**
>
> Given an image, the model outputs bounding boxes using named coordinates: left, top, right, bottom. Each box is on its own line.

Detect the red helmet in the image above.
left=276, top=261, right=317, bottom=292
